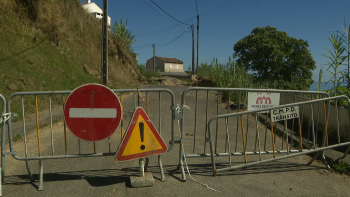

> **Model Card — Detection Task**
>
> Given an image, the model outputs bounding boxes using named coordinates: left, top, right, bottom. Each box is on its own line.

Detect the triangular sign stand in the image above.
left=116, top=107, right=167, bottom=162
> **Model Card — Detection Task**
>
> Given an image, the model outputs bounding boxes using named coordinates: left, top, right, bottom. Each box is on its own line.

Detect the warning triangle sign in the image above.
left=116, top=107, right=167, bottom=162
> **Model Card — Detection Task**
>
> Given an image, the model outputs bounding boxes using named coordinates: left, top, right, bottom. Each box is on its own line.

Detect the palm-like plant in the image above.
left=323, top=31, right=347, bottom=96
left=112, top=19, right=136, bottom=50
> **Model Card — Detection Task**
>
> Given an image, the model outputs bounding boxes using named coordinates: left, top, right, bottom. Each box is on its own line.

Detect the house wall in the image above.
left=164, top=63, right=184, bottom=72
left=82, top=3, right=111, bottom=26
left=146, top=57, right=164, bottom=71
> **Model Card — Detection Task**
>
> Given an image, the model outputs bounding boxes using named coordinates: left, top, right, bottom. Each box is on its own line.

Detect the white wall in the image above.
left=81, top=3, right=111, bottom=26
left=164, top=63, right=184, bottom=72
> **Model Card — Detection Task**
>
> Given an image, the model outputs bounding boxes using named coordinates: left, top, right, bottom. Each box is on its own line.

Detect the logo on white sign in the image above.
left=247, top=92, right=280, bottom=112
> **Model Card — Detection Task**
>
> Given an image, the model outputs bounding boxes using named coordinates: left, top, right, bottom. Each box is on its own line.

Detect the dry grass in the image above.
left=0, top=0, right=140, bottom=121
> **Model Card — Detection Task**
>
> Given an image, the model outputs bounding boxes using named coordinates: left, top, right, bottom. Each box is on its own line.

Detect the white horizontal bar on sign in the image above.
left=69, top=108, right=117, bottom=118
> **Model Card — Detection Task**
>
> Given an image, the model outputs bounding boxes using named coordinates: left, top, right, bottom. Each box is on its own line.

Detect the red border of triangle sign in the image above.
left=116, top=107, right=167, bottom=162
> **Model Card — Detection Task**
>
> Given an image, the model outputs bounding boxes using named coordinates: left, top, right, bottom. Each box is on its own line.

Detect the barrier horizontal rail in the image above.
left=177, top=87, right=331, bottom=181
left=207, top=95, right=350, bottom=175
left=3, top=88, right=176, bottom=190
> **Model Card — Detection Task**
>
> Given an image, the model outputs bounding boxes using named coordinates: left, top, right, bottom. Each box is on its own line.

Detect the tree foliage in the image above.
left=233, top=26, right=316, bottom=90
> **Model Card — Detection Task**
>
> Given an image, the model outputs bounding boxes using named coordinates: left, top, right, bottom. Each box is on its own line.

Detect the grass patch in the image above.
left=332, top=160, right=350, bottom=175
left=0, top=0, right=140, bottom=123
left=13, top=134, right=23, bottom=142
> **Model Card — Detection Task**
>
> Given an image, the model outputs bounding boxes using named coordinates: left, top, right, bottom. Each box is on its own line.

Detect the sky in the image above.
left=80, top=0, right=350, bottom=81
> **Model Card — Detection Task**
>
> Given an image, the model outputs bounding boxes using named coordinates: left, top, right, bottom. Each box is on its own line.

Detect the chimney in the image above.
left=87, top=0, right=91, bottom=3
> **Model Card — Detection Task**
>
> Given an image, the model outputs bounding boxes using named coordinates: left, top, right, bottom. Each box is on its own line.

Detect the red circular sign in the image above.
left=64, top=84, right=122, bottom=141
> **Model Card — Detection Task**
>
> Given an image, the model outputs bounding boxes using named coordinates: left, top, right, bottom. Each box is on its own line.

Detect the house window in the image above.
left=176, top=64, right=179, bottom=69
left=169, top=64, right=172, bottom=69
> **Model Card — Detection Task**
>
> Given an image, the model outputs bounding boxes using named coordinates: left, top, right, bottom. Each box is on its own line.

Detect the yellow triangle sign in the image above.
left=116, top=107, right=167, bottom=162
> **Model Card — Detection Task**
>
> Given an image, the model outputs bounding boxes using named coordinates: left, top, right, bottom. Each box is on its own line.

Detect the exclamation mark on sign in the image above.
left=139, top=122, right=145, bottom=150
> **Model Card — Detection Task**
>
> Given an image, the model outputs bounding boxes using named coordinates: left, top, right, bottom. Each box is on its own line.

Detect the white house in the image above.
left=81, top=0, right=111, bottom=27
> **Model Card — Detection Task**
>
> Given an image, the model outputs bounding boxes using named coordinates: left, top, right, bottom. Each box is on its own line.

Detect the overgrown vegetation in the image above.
left=332, top=159, right=350, bottom=175
left=137, top=64, right=161, bottom=81
left=0, top=0, right=140, bottom=121
left=322, top=21, right=350, bottom=106
left=197, top=57, right=276, bottom=102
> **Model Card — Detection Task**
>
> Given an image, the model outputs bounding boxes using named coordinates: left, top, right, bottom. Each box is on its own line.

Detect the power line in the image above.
left=156, top=26, right=191, bottom=47
left=133, top=26, right=191, bottom=49
left=142, top=0, right=188, bottom=28
left=132, top=44, right=152, bottom=48
left=150, top=0, right=191, bottom=26
left=137, top=16, right=196, bottom=38
left=202, top=0, right=237, bottom=17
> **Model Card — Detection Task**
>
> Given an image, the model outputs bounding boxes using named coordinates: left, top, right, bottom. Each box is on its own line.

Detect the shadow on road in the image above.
left=2, top=161, right=323, bottom=190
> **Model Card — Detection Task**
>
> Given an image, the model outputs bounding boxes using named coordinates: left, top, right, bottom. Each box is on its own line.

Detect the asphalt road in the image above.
left=2, top=85, right=350, bottom=197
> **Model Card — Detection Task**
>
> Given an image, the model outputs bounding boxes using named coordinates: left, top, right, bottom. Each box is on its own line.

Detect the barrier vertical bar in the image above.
left=255, top=113, right=261, bottom=161
left=193, top=90, right=198, bottom=154
left=270, top=121, right=276, bottom=158
left=235, top=91, right=241, bottom=152
left=298, top=117, right=303, bottom=151
left=336, top=100, right=340, bottom=143
left=225, top=92, right=230, bottom=153
left=1, top=94, right=5, bottom=182
left=291, top=94, right=296, bottom=150
left=158, top=92, right=165, bottom=181
left=241, top=116, right=247, bottom=163
left=62, top=95, right=67, bottom=155
left=215, top=94, right=219, bottom=153
left=146, top=92, right=149, bottom=115
left=49, top=96, right=54, bottom=156
left=204, top=90, right=209, bottom=153
left=35, top=96, right=41, bottom=157
left=316, top=96, right=321, bottom=145
left=285, top=94, right=289, bottom=154
left=21, top=96, right=34, bottom=181
left=311, top=97, right=316, bottom=149
left=323, top=102, right=328, bottom=146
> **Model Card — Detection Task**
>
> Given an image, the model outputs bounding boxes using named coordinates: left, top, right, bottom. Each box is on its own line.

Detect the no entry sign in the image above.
left=64, top=84, right=122, bottom=141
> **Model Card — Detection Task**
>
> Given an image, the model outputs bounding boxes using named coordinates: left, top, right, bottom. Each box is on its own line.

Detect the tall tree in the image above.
left=233, top=26, right=316, bottom=90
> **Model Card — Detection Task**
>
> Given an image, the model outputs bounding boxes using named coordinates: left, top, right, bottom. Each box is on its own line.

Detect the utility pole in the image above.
left=153, top=43, right=156, bottom=72
left=192, top=23, right=195, bottom=75
left=101, top=0, right=108, bottom=85
left=196, top=15, right=199, bottom=75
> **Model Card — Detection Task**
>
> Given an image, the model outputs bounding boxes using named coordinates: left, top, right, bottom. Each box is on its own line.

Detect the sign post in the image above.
left=64, top=84, right=122, bottom=142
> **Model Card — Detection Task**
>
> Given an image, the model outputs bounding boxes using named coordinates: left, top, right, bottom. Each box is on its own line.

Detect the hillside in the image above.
left=0, top=0, right=139, bottom=98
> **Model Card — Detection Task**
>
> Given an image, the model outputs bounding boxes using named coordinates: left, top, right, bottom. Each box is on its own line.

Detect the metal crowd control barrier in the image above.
left=177, top=87, right=331, bottom=181
left=2, top=88, right=176, bottom=191
left=207, top=96, right=350, bottom=175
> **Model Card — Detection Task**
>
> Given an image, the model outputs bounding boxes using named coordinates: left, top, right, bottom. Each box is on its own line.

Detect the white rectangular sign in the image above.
left=69, top=108, right=117, bottom=118
left=271, top=106, right=299, bottom=122
left=247, top=92, right=280, bottom=112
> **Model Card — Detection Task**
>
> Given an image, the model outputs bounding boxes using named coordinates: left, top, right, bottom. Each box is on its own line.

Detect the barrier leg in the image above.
left=158, top=155, right=165, bottom=182
left=1, top=147, right=4, bottom=184
left=321, top=152, right=331, bottom=170
left=307, top=151, right=322, bottom=166
left=342, top=145, right=350, bottom=159
left=144, top=157, right=149, bottom=172
left=38, top=160, right=43, bottom=191
left=178, top=140, right=186, bottom=181
left=25, top=160, right=35, bottom=182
